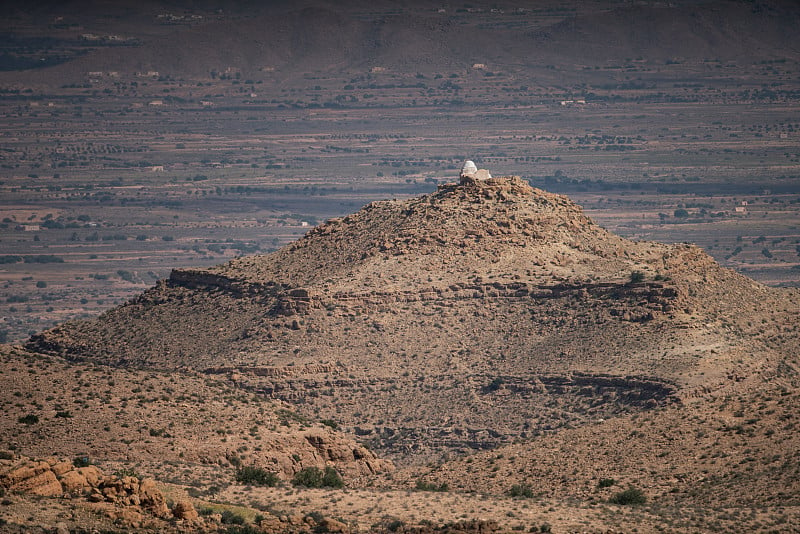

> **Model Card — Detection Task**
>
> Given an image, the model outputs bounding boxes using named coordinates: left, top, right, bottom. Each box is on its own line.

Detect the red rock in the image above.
left=172, top=500, right=199, bottom=521
left=15, top=469, right=62, bottom=496
left=59, top=470, right=90, bottom=494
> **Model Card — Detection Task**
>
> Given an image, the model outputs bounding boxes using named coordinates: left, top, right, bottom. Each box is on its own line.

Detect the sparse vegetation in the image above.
left=234, top=465, right=280, bottom=487
left=609, top=487, right=647, bottom=505
left=415, top=479, right=449, bottom=492
left=17, top=414, right=38, bottom=425
left=508, top=484, right=535, bottom=498
left=73, top=456, right=91, bottom=468
left=220, top=510, right=246, bottom=525
left=292, top=466, right=344, bottom=489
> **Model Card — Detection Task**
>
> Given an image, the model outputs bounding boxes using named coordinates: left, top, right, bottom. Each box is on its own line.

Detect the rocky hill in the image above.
left=26, top=172, right=800, bottom=462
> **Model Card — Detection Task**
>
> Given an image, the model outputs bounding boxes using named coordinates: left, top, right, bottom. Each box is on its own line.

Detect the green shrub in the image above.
left=113, top=467, right=138, bottom=478
left=221, top=510, right=246, bottom=525
left=508, top=484, right=535, bottom=498
left=293, top=466, right=323, bottom=487
left=73, top=456, right=91, bottom=468
left=673, top=208, right=689, bottom=218
left=386, top=520, right=405, bottom=532
left=484, top=377, right=504, bottom=393
left=320, top=419, right=338, bottom=430
left=415, top=479, right=449, bottom=492
left=629, top=270, right=645, bottom=283
left=609, top=487, right=647, bottom=505
left=598, top=478, right=616, bottom=488
left=322, top=466, right=344, bottom=488
left=292, top=466, right=344, bottom=488
left=235, top=465, right=280, bottom=487
left=23, top=255, right=64, bottom=264
left=17, top=414, right=39, bottom=425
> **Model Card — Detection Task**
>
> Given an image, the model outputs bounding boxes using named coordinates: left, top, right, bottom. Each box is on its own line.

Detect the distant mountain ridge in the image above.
left=4, top=0, right=799, bottom=84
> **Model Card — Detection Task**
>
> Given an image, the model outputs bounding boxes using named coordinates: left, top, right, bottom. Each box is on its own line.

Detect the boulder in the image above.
left=58, top=470, right=90, bottom=495
left=137, top=477, right=170, bottom=518
left=15, top=470, right=63, bottom=496
left=2, top=464, right=38, bottom=486
left=50, top=460, right=73, bottom=477
left=76, top=465, right=104, bottom=487
left=319, top=517, right=350, bottom=533
left=172, top=500, right=199, bottom=521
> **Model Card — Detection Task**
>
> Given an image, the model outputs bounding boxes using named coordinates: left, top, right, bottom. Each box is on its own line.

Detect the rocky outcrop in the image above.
left=238, top=427, right=394, bottom=481
left=302, top=429, right=393, bottom=476
left=172, top=500, right=199, bottom=521
left=0, top=455, right=191, bottom=525
left=87, top=475, right=170, bottom=518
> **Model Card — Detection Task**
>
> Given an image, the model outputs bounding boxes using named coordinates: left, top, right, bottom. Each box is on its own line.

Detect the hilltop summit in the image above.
left=200, top=173, right=676, bottom=294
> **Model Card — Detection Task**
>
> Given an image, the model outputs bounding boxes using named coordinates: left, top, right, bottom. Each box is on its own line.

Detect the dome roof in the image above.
left=460, top=160, right=478, bottom=175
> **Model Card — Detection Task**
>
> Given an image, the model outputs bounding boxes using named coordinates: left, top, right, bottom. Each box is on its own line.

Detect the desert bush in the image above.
left=509, top=484, right=535, bottom=498
left=483, top=377, right=504, bottom=393
left=73, top=456, right=91, bottom=467
left=292, top=466, right=344, bottom=488
left=629, top=271, right=645, bottom=283
left=320, top=418, right=338, bottom=430
left=385, top=520, right=405, bottom=532
left=293, top=466, right=323, bottom=487
left=415, top=479, right=449, bottom=492
left=113, top=467, right=139, bottom=478
left=609, top=487, right=647, bottom=505
left=23, top=255, right=64, bottom=263
left=17, top=414, right=39, bottom=425
left=235, top=465, right=279, bottom=487
left=321, top=466, right=344, bottom=488
left=598, top=478, right=616, bottom=488
left=221, top=510, right=246, bottom=525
